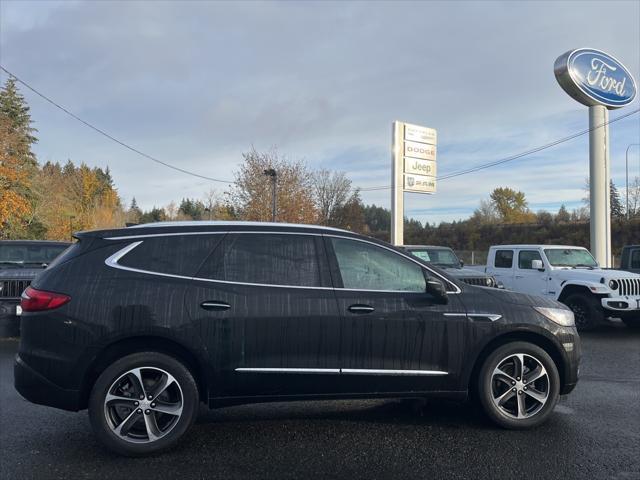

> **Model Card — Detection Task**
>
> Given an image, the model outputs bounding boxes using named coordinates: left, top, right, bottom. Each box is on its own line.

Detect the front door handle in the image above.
left=201, top=301, right=231, bottom=311
left=348, top=304, right=375, bottom=314
left=515, top=275, right=524, bottom=279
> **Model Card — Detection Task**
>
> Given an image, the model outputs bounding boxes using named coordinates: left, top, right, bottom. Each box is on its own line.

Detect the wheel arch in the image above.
left=468, top=331, right=567, bottom=395
left=557, top=284, right=596, bottom=303
left=79, top=335, right=209, bottom=409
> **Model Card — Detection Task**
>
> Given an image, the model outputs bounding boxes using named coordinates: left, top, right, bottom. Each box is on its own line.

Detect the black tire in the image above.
left=621, top=314, right=640, bottom=329
left=88, top=352, right=199, bottom=457
left=477, top=342, right=560, bottom=429
left=562, top=293, right=604, bottom=331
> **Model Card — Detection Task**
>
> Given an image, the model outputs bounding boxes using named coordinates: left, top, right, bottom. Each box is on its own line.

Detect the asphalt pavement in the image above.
left=1, top=325, right=639, bottom=480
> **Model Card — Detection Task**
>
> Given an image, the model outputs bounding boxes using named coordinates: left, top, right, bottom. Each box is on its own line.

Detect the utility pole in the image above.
left=626, top=144, right=640, bottom=219
left=263, top=168, right=277, bottom=222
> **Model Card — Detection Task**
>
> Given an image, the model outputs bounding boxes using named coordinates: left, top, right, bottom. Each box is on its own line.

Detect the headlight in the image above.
left=485, top=277, right=493, bottom=286
left=534, top=307, right=575, bottom=327
left=608, top=279, right=619, bottom=290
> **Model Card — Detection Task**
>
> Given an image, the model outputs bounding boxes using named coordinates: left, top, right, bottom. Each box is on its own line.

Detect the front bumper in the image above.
left=0, top=300, right=20, bottom=337
left=602, top=296, right=640, bottom=312
left=14, top=354, right=82, bottom=411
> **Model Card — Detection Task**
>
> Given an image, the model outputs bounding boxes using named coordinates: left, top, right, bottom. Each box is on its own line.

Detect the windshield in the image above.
left=409, top=248, right=461, bottom=268
left=0, top=244, right=69, bottom=268
left=544, top=248, right=598, bottom=268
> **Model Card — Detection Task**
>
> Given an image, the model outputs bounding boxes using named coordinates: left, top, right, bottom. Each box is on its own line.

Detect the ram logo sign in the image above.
left=554, top=48, right=637, bottom=109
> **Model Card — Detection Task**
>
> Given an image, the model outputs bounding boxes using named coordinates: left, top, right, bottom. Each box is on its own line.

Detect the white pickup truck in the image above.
left=472, top=245, right=640, bottom=330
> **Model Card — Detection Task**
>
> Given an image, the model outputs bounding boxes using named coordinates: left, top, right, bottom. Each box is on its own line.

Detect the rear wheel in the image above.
left=477, top=342, right=560, bottom=429
left=88, top=352, right=199, bottom=456
left=562, top=293, right=603, bottom=331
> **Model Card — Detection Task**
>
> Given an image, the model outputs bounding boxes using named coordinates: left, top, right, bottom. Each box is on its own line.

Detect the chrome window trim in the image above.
left=104, top=230, right=461, bottom=294
left=235, top=367, right=448, bottom=376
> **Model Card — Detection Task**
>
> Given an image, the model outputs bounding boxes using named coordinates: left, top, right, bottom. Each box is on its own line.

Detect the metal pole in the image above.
left=391, top=121, right=404, bottom=245
left=589, top=105, right=611, bottom=267
left=271, top=173, right=277, bottom=222
left=626, top=144, right=640, bottom=219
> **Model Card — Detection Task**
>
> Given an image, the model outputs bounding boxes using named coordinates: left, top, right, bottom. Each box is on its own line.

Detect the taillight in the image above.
left=21, top=286, right=71, bottom=312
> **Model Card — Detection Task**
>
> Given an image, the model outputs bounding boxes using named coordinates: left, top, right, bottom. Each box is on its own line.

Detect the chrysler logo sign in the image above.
left=554, top=48, right=637, bottom=109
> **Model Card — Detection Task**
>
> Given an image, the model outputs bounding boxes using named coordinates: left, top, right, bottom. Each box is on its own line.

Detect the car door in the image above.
left=512, top=249, right=549, bottom=296
left=325, top=235, right=467, bottom=394
left=491, top=249, right=515, bottom=289
left=185, top=231, right=341, bottom=399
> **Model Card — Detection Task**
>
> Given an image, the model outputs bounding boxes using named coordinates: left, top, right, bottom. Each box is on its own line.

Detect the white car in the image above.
left=476, top=245, right=640, bottom=330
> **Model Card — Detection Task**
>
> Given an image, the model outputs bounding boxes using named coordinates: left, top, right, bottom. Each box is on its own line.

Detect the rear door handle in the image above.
left=201, top=301, right=231, bottom=311
left=348, top=304, right=375, bottom=314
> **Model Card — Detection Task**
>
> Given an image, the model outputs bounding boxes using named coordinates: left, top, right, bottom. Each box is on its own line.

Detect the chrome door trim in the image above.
left=234, top=367, right=448, bottom=376
left=443, top=313, right=502, bottom=321
left=235, top=368, right=340, bottom=374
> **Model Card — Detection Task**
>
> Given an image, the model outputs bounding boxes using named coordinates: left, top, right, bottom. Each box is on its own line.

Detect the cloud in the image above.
left=0, top=0, right=638, bottom=223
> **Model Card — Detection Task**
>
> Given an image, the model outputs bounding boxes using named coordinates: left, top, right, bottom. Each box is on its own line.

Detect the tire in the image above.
left=562, top=293, right=604, bottom=331
left=477, top=342, right=560, bottom=429
left=88, top=352, right=199, bottom=457
left=621, top=314, right=640, bottom=329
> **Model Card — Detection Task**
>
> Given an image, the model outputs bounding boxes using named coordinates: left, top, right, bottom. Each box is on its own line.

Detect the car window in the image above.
left=331, top=238, right=426, bottom=292
left=518, top=250, right=542, bottom=270
left=631, top=250, right=640, bottom=269
left=119, top=235, right=223, bottom=276
left=198, top=233, right=323, bottom=287
left=495, top=250, right=514, bottom=268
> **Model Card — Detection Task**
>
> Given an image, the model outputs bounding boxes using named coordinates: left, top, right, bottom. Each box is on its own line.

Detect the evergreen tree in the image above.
left=0, top=77, right=38, bottom=165
left=610, top=180, right=624, bottom=219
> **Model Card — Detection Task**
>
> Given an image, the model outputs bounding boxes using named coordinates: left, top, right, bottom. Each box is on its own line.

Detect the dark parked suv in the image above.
left=15, top=222, right=580, bottom=456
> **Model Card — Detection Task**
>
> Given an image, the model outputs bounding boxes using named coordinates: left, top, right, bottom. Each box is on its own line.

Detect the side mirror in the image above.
left=532, top=259, right=544, bottom=271
left=460, top=261, right=464, bottom=268
left=426, top=277, right=448, bottom=304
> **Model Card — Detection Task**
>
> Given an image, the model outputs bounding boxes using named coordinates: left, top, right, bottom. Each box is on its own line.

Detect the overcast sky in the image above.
left=1, top=1, right=639, bottom=224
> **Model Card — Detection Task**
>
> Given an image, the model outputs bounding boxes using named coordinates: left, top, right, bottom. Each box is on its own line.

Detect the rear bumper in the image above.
left=14, top=354, right=82, bottom=411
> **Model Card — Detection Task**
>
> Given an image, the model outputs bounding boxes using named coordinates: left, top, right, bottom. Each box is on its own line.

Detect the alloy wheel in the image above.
left=490, top=353, right=550, bottom=419
left=103, top=367, right=184, bottom=444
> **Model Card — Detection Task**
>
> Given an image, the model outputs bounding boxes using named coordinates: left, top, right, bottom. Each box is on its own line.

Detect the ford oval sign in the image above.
left=554, top=48, right=637, bottom=109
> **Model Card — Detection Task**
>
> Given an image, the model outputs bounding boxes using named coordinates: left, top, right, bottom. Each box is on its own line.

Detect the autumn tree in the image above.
left=228, top=148, right=317, bottom=223
left=0, top=78, right=39, bottom=238
left=489, top=187, right=536, bottom=223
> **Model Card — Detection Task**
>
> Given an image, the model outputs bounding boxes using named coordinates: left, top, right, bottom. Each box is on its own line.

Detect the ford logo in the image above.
left=554, top=48, right=637, bottom=109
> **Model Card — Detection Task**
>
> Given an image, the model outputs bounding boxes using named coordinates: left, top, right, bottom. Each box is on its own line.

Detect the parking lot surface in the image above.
left=1, top=325, right=639, bottom=480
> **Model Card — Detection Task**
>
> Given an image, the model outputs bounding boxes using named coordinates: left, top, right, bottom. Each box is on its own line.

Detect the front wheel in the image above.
left=88, top=352, right=199, bottom=456
left=621, top=313, right=640, bottom=329
left=562, top=293, right=603, bottom=331
left=477, top=342, right=560, bottom=429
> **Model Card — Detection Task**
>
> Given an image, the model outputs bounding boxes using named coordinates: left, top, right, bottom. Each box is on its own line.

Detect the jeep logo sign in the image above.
left=554, top=48, right=637, bottom=109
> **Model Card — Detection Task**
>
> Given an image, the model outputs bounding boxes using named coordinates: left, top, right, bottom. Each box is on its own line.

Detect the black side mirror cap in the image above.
left=426, top=278, right=448, bottom=304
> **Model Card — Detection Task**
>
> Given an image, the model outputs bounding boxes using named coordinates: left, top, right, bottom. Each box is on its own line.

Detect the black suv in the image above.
left=15, top=222, right=580, bottom=456
left=0, top=240, right=70, bottom=337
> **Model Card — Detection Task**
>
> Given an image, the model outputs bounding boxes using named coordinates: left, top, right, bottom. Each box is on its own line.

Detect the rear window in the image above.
left=495, top=250, right=514, bottom=268
left=0, top=243, right=69, bottom=268
left=119, top=235, right=223, bottom=277
left=197, top=233, right=323, bottom=287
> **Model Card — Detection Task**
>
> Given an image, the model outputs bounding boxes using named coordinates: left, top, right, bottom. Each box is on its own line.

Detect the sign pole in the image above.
left=588, top=105, right=611, bottom=267
left=391, top=121, right=404, bottom=246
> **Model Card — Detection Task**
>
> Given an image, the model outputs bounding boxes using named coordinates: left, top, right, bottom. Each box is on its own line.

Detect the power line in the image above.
left=0, top=66, right=234, bottom=184
left=356, top=107, right=640, bottom=192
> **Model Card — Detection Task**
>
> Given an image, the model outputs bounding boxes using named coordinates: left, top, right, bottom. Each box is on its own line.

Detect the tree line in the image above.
left=2, top=77, right=639, bottom=256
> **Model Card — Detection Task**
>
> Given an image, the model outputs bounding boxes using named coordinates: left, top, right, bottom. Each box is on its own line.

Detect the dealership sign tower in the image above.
left=391, top=121, right=437, bottom=245
left=555, top=48, right=637, bottom=267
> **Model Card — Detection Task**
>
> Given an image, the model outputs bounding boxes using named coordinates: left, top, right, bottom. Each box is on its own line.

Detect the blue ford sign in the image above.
left=554, top=48, right=637, bottom=109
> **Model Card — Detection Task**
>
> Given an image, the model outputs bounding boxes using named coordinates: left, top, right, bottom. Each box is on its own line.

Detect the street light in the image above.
left=263, top=168, right=277, bottom=222
left=626, top=143, right=640, bottom=219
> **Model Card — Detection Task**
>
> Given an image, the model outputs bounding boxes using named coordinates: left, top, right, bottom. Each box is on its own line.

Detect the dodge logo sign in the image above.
left=554, top=48, right=637, bottom=109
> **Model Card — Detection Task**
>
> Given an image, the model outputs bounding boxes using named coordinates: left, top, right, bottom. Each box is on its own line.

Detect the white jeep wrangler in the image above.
left=478, top=245, right=640, bottom=330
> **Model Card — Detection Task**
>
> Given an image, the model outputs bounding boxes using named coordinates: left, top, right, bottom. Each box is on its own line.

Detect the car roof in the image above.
left=490, top=245, right=589, bottom=249
left=402, top=245, right=453, bottom=249
left=78, top=221, right=359, bottom=240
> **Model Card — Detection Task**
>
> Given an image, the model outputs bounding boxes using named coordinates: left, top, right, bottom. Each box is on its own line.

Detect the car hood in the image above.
left=476, top=284, right=564, bottom=309
left=0, top=267, right=44, bottom=279
left=441, top=266, right=489, bottom=278
left=551, top=267, right=640, bottom=282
